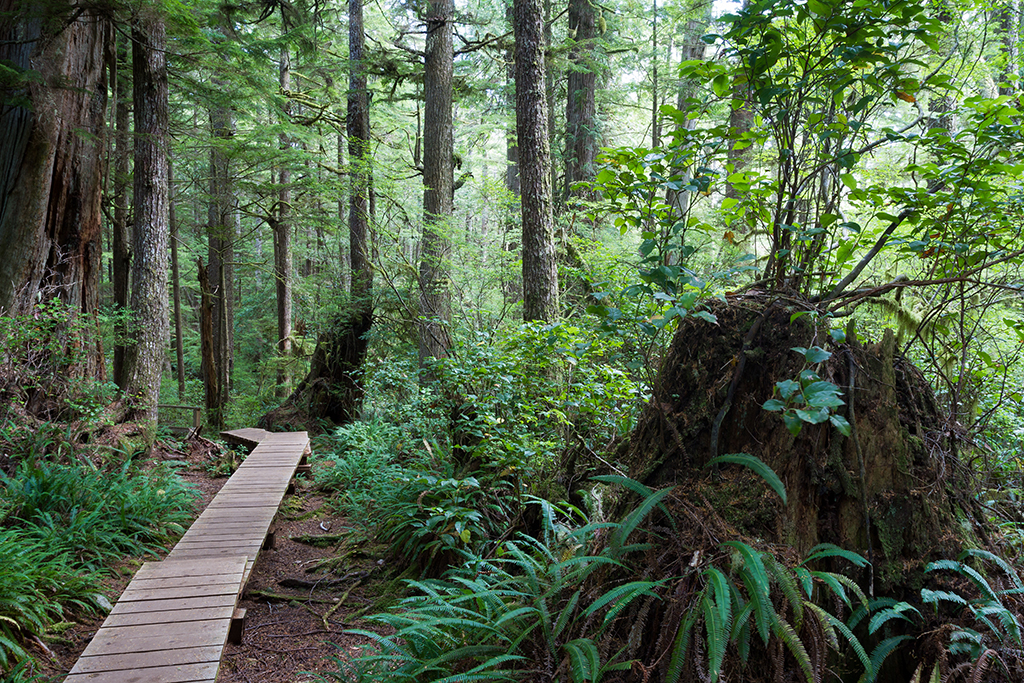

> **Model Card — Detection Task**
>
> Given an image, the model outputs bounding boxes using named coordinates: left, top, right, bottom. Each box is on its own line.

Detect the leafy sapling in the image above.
left=762, top=346, right=852, bottom=437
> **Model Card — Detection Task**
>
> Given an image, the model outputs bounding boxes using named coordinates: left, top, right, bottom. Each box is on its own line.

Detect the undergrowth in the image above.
left=0, top=460, right=197, bottom=673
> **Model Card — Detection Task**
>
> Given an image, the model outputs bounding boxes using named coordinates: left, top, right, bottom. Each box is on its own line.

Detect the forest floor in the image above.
left=37, top=433, right=387, bottom=682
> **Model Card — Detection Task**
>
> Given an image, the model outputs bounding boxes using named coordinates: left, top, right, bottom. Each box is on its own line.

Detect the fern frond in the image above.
left=926, top=560, right=999, bottom=603
left=731, top=599, right=755, bottom=664
left=868, top=602, right=920, bottom=634
left=804, top=601, right=871, bottom=673
left=608, top=488, right=674, bottom=557
left=772, top=615, right=815, bottom=683
left=583, top=579, right=666, bottom=626
left=725, top=541, right=773, bottom=644
left=553, top=589, right=582, bottom=640
left=920, top=588, right=968, bottom=610
left=706, top=453, right=787, bottom=504
left=564, top=638, right=600, bottom=683
left=802, top=543, right=869, bottom=568
left=858, top=635, right=912, bottom=683
left=766, top=554, right=804, bottom=629
left=959, top=548, right=1024, bottom=590
left=665, top=600, right=700, bottom=683
left=703, top=569, right=734, bottom=683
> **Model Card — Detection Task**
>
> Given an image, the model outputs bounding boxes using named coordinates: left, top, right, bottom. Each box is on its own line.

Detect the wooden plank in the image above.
left=109, top=594, right=238, bottom=615
left=127, top=574, right=243, bottom=591
left=166, top=547, right=265, bottom=560
left=177, top=528, right=269, bottom=540
left=81, top=619, right=229, bottom=657
left=102, top=605, right=235, bottom=628
left=118, top=582, right=243, bottom=603
left=220, top=428, right=271, bottom=450
left=70, top=645, right=223, bottom=674
left=65, top=661, right=218, bottom=683
left=169, top=541, right=266, bottom=555
left=133, top=556, right=246, bottom=580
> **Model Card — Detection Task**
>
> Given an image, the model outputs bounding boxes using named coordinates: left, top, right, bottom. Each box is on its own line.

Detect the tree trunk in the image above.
left=123, top=8, right=170, bottom=429
left=419, top=0, right=455, bottom=369
left=198, top=260, right=221, bottom=427
left=207, top=101, right=235, bottom=425
left=0, top=2, right=110, bottom=380
left=564, top=0, right=599, bottom=203
left=651, top=0, right=659, bottom=149
left=503, top=4, right=523, bottom=308
left=258, top=0, right=374, bottom=431
left=112, top=35, right=132, bottom=388
left=170, top=163, right=186, bottom=402
left=515, top=0, right=559, bottom=323
left=274, top=36, right=293, bottom=399
left=596, top=298, right=986, bottom=680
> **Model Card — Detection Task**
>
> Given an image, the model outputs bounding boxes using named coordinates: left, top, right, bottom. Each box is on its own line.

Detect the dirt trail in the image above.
left=37, top=436, right=383, bottom=682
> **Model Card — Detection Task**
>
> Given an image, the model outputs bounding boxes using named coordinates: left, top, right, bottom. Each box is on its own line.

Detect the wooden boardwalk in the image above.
left=65, top=431, right=310, bottom=683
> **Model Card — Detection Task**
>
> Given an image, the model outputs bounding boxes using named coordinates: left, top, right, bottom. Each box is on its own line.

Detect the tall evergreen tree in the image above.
left=515, top=0, right=559, bottom=322
left=123, top=6, right=170, bottom=428
left=418, top=0, right=455, bottom=367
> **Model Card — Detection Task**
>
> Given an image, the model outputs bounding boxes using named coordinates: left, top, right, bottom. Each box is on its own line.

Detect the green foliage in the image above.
left=0, top=460, right=196, bottom=669
left=923, top=551, right=1024, bottom=659
left=667, top=541, right=871, bottom=683
left=762, top=346, right=851, bottom=436
left=0, top=299, right=115, bottom=423
left=328, top=487, right=668, bottom=682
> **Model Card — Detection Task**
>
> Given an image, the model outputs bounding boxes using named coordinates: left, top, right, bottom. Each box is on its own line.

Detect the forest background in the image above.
left=5, top=0, right=1024, bottom=680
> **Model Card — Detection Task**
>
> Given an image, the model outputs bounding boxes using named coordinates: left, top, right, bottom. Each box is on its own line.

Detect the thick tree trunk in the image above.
left=419, top=0, right=455, bottom=368
left=349, top=0, right=373, bottom=305
left=515, top=0, right=559, bottom=323
left=0, top=3, right=110, bottom=379
left=123, top=9, right=170, bottom=428
left=618, top=300, right=976, bottom=588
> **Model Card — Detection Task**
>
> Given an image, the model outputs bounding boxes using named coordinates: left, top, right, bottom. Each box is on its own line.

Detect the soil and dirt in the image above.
left=35, top=433, right=388, bottom=682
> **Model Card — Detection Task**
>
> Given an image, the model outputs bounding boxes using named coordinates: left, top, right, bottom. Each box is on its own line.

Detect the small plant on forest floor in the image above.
left=914, top=549, right=1024, bottom=680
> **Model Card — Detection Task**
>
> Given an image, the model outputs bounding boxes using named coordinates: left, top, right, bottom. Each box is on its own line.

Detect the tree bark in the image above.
left=198, top=260, right=221, bottom=427
left=564, top=0, right=599, bottom=202
left=207, top=100, right=235, bottom=425
left=503, top=4, right=523, bottom=308
left=419, top=0, right=455, bottom=368
left=112, top=36, right=132, bottom=388
left=170, top=163, right=186, bottom=402
left=274, top=34, right=293, bottom=399
left=0, top=2, right=110, bottom=380
left=123, top=8, right=170, bottom=428
left=349, top=0, right=373, bottom=305
left=515, top=0, right=560, bottom=323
